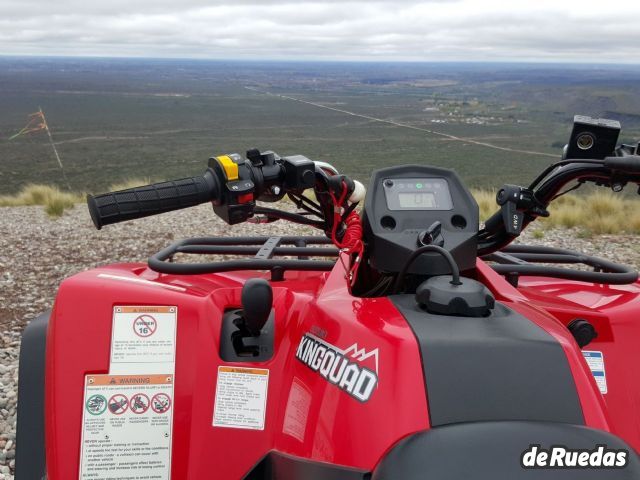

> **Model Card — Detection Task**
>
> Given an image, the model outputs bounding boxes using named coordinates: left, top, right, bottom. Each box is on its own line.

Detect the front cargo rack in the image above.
left=484, top=244, right=638, bottom=286
left=149, top=238, right=638, bottom=285
left=148, top=236, right=339, bottom=280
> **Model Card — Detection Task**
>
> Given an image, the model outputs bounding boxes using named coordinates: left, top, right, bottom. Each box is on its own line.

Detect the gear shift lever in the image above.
left=241, top=278, right=273, bottom=336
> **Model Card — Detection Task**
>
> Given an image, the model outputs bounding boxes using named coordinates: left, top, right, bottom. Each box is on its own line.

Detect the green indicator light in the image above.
left=416, top=183, right=423, bottom=189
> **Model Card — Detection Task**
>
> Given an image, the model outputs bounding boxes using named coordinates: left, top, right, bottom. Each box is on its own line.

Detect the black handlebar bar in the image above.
left=87, top=170, right=219, bottom=229
left=605, top=155, right=640, bottom=174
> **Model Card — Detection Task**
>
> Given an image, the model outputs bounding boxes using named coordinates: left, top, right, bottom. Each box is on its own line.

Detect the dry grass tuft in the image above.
left=471, top=189, right=497, bottom=222
left=0, top=184, right=82, bottom=217
left=544, top=191, right=640, bottom=234
left=0, top=178, right=151, bottom=218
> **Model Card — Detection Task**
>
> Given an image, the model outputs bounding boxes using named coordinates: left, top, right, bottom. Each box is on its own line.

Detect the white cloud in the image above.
left=1, top=0, right=639, bottom=62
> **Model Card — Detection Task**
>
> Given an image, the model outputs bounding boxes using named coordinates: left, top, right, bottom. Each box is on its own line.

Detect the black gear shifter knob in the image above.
left=241, top=278, right=273, bottom=336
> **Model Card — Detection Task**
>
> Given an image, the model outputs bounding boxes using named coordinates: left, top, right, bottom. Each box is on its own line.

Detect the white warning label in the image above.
left=213, top=366, right=269, bottom=430
left=583, top=350, right=607, bottom=394
left=282, top=378, right=311, bottom=442
left=79, top=374, right=174, bottom=480
left=110, top=306, right=177, bottom=374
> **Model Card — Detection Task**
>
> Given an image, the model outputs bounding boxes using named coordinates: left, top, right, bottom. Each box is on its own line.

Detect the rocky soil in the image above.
left=1, top=204, right=640, bottom=479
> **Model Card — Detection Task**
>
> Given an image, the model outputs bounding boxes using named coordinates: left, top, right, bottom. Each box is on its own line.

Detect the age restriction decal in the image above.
left=110, top=306, right=177, bottom=375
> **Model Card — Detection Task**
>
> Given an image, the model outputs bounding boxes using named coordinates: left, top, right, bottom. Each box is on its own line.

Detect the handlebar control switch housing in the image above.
left=282, top=155, right=316, bottom=191
left=207, top=150, right=317, bottom=225
left=496, top=185, right=548, bottom=237
left=208, top=155, right=257, bottom=225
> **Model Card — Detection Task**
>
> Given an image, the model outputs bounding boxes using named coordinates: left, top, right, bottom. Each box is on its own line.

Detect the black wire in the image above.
left=550, top=181, right=583, bottom=201
left=528, top=159, right=605, bottom=190
left=287, top=193, right=323, bottom=218
left=341, top=201, right=358, bottom=221
left=253, top=207, right=325, bottom=227
left=377, top=276, right=394, bottom=296
left=392, top=245, right=461, bottom=294
left=298, top=193, right=322, bottom=212
left=286, top=194, right=320, bottom=217
left=360, top=275, right=394, bottom=297
left=363, top=276, right=392, bottom=297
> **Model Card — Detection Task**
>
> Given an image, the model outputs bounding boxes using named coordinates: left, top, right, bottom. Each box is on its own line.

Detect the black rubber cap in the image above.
left=567, top=318, right=598, bottom=348
left=415, top=276, right=495, bottom=317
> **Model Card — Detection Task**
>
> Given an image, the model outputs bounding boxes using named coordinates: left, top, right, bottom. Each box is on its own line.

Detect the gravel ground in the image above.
left=1, top=203, right=640, bottom=479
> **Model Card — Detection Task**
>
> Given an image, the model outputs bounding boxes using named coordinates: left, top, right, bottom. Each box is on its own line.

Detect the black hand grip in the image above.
left=87, top=170, right=218, bottom=229
left=604, top=156, right=640, bottom=174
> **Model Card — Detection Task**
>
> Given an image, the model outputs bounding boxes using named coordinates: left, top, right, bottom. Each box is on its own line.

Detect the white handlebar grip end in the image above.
left=349, top=180, right=366, bottom=203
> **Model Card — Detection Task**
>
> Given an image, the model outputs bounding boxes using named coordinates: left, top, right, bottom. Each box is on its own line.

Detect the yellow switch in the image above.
left=216, top=155, right=239, bottom=181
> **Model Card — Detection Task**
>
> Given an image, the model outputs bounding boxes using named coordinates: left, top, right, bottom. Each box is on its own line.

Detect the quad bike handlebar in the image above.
left=87, top=150, right=335, bottom=230
left=87, top=151, right=640, bottom=252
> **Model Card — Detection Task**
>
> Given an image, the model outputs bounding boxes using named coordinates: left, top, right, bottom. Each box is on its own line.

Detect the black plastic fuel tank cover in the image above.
left=390, top=295, right=585, bottom=427
left=415, top=275, right=495, bottom=317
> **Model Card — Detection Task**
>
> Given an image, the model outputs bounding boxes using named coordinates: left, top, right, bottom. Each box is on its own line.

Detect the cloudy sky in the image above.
left=2, top=0, right=640, bottom=63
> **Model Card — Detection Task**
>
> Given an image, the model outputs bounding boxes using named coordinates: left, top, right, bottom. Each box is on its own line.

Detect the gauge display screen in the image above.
left=398, top=192, right=437, bottom=209
left=383, top=177, right=453, bottom=211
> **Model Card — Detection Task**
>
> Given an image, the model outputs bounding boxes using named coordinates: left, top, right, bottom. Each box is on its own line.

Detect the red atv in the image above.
left=15, top=116, right=640, bottom=479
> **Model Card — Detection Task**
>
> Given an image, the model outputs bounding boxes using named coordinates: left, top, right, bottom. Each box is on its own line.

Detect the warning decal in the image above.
left=110, top=306, right=177, bottom=374
left=583, top=350, right=607, bottom=394
left=79, top=374, right=174, bottom=480
left=213, top=366, right=269, bottom=430
left=282, top=377, right=311, bottom=442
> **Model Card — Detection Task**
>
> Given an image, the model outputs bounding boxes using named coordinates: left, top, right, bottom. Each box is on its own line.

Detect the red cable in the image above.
left=329, top=181, right=364, bottom=290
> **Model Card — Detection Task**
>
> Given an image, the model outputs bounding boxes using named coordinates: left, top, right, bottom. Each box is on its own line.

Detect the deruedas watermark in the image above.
left=521, top=444, right=628, bottom=469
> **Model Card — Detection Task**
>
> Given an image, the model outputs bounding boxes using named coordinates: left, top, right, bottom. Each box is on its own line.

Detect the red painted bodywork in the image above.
left=44, top=258, right=640, bottom=479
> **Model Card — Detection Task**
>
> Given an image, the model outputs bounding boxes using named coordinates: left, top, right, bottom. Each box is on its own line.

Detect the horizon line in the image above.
left=2, top=53, right=640, bottom=67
